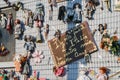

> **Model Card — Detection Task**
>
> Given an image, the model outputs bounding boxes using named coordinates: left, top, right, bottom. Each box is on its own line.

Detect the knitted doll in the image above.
left=0, top=13, right=7, bottom=28
left=96, top=67, right=109, bottom=80
left=85, top=1, right=96, bottom=19
left=24, top=35, right=35, bottom=53
left=14, top=19, right=22, bottom=39
left=33, top=3, right=44, bottom=28
left=6, top=13, right=14, bottom=34
left=73, top=3, right=82, bottom=23
left=44, top=24, right=49, bottom=41
left=77, top=70, right=91, bottom=80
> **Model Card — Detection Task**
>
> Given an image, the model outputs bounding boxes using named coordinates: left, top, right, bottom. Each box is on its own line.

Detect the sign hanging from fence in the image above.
left=48, top=21, right=97, bottom=67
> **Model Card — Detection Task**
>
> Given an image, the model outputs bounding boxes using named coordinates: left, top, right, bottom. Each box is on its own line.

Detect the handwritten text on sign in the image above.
left=48, top=21, right=97, bottom=67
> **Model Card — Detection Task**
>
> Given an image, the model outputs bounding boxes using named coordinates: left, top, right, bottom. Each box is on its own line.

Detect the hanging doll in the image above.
left=100, top=0, right=111, bottom=11
left=77, top=70, right=91, bottom=80
left=14, top=19, right=22, bottom=39
left=73, top=3, right=82, bottom=23
left=85, top=1, right=96, bottom=19
left=54, top=29, right=61, bottom=40
left=44, top=24, right=49, bottom=41
left=0, top=43, right=9, bottom=56
left=24, top=35, right=35, bottom=53
left=36, top=27, right=43, bottom=43
left=0, top=13, right=7, bottom=28
left=33, top=3, right=44, bottom=28
left=58, top=6, right=66, bottom=22
left=98, top=23, right=107, bottom=34
left=96, top=67, right=109, bottom=80
left=13, top=54, right=22, bottom=75
left=6, top=13, right=14, bottom=34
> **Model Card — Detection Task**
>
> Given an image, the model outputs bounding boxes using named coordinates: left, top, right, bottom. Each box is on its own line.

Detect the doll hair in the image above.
left=99, top=67, right=107, bottom=73
left=24, top=35, right=33, bottom=42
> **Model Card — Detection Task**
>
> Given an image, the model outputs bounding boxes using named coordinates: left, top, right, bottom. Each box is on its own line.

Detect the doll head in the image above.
left=8, top=13, right=12, bottom=18
left=99, top=67, right=107, bottom=74
left=15, top=19, right=20, bottom=25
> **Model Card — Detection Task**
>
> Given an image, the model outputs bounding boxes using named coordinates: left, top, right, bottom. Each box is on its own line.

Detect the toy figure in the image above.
left=77, top=70, right=91, bottom=80
left=0, top=13, right=7, bottom=28
left=100, top=0, right=111, bottom=11
left=73, top=3, right=82, bottom=23
left=33, top=3, right=44, bottom=28
left=53, top=66, right=65, bottom=77
left=44, top=24, right=49, bottom=41
left=85, top=1, right=96, bottom=19
left=14, top=19, right=22, bottom=39
left=24, top=35, right=35, bottom=53
left=96, top=67, right=109, bottom=80
left=54, top=29, right=61, bottom=40
left=36, top=28, right=43, bottom=43
left=84, top=50, right=91, bottom=63
left=6, top=13, right=14, bottom=34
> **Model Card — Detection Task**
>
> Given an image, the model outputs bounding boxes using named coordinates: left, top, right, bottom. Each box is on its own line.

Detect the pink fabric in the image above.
left=54, top=67, right=65, bottom=76
left=39, top=78, right=46, bottom=80
left=34, top=21, right=41, bottom=27
left=32, top=50, right=44, bottom=63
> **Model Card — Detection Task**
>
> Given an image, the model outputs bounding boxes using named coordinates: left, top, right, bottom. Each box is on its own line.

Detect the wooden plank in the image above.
left=48, top=21, right=98, bottom=67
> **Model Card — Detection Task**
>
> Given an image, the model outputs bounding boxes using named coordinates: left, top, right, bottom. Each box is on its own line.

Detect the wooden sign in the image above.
left=115, top=0, right=120, bottom=11
left=48, top=21, right=97, bottom=67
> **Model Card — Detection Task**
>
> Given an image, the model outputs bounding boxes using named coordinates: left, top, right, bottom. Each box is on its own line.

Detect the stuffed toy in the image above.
left=77, top=70, right=91, bottom=80
left=33, top=3, right=44, bottom=28
left=53, top=66, right=65, bottom=77
left=0, top=13, right=7, bottom=29
left=44, top=24, right=49, bottom=41
left=14, top=19, right=22, bottom=39
left=96, top=67, right=109, bottom=80
left=24, top=35, right=35, bottom=53
left=6, top=13, right=14, bottom=34
left=73, top=3, right=82, bottom=23
left=54, top=29, right=61, bottom=40
left=0, top=43, right=9, bottom=56
left=32, top=50, right=44, bottom=64
left=85, top=1, right=96, bottom=19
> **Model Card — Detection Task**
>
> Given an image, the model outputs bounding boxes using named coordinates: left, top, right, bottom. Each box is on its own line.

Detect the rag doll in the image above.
left=14, top=19, right=22, bottom=39
left=44, top=24, right=49, bottom=41
left=24, top=35, right=35, bottom=53
left=6, top=13, right=14, bottom=34
left=33, top=3, right=44, bottom=28
left=77, top=70, right=91, bottom=80
left=96, top=67, right=109, bottom=80
left=73, top=3, right=82, bottom=23
left=85, top=1, right=96, bottom=19
left=0, top=13, right=7, bottom=28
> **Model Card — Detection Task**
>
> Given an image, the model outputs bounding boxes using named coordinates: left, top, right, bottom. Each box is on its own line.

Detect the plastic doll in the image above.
left=6, top=13, right=14, bottom=34
left=54, top=29, right=61, bottom=40
left=33, top=3, right=44, bottom=28
left=14, top=19, right=22, bottom=39
left=24, top=35, right=35, bottom=53
left=73, top=3, right=82, bottom=23
left=96, top=67, right=109, bottom=80
left=44, top=24, right=49, bottom=41
left=0, top=13, right=7, bottom=28
left=85, top=1, right=96, bottom=19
